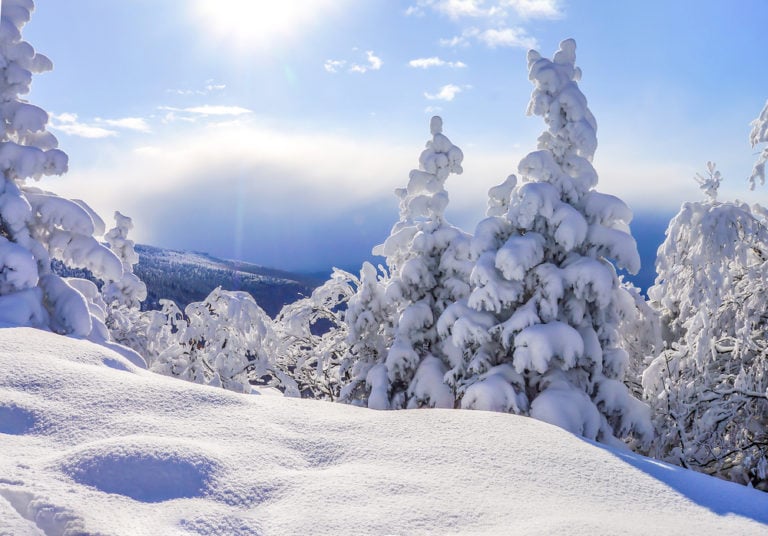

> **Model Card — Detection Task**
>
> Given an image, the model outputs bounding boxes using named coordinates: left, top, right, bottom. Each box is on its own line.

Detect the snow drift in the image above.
left=0, top=327, right=766, bottom=535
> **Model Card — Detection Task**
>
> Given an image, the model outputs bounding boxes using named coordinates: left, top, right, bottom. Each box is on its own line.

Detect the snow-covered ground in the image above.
left=1, top=328, right=767, bottom=536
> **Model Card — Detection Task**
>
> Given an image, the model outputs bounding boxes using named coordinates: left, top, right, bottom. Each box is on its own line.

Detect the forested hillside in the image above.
left=134, top=245, right=320, bottom=316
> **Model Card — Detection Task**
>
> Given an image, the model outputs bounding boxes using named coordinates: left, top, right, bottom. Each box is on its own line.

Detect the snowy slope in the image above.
left=0, top=329, right=766, bottom=536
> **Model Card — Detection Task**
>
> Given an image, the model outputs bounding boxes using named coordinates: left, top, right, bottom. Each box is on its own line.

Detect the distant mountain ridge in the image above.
left=134, top=244, right=322, bottom=316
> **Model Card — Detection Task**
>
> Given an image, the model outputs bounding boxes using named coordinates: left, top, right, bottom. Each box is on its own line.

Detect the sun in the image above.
left=192, top=0, right=337, bottom=53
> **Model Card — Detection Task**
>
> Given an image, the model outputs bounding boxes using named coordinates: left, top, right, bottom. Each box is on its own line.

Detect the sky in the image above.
left=20, top=0, right=768, bottom=276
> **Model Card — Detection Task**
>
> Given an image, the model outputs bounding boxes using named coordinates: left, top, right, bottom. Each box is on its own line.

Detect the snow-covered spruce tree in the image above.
left=146, top=287, right=283, bottom=394
left=338, top=261, right=392, bottom=406
left=339, top=116, right=471, bottom=409
left=274, top=267, right=358, bottom=400
left=0, top=0, right=123, bottom=338
left=439, top=39, right=652, bottom=446
left=102, top=211, right=148, bottom=348
left=644, top=163, right=768, bottom=489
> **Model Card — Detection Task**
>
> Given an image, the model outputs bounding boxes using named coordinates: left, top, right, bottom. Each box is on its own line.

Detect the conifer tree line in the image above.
left=2, top=1, right=767, bottom=490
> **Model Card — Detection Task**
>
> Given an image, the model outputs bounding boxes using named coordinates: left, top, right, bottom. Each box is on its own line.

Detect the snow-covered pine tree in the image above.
left=644, top=162, right=768, bottom=489
left=339, top=261, right=391, bottom=406
left=103, top=211, right=146, bottom=308
left=440, top=39, right=652, bottom=446
left=339, top=262, right=395, bottom=408
left=0, top=0, right=123, bottom=338
left=339, top=116, right=471, bottom=410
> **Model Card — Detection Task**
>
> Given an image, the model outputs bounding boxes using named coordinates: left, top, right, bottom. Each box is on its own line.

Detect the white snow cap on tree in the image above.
left=0, top=0, right=123, bottom=338
left=440, top=39, right=651, bottom=447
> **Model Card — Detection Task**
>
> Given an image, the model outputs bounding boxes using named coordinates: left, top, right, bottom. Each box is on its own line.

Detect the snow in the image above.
left=512, top=321, right=584, bottom=373
left=1, top=327, right=767, bottom=535
left=530, top=375, right=601, bottom=438
left=495, top=232, right=545, bottom=281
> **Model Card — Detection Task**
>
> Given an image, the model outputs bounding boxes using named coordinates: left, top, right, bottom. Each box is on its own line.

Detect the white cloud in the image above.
left=441, top=25, right=536, bottom=49
left=404, top=5, right=423, bottom=16
left=505, top=0, right=563, bottom=20
left=324, top=59, right=346, bottom=73
left=185, top=105, right=252, bottom=116
left=478, top=27, right=538, bottom=48
left=158, top=105, right=253, bottom=117
left=50, top=113, right=156, bottom=138
left=439, top=34, right=471, bottom=47
left=326, top=50, right=383, bottom=74
left=168, top=81, right=227, bottom=96
left=416, top=0, right=560, bottom=50
left=424, top=83, right=465, bottom=101
left=42, top=122, right=420, bottom=247
left=409, top=57, right=467, bottom=69
left=98, top=117, right=152, bottom=133
left=350, top=51, right=382, bottom=73
left=366, top=51, right=383, bottom=70
left=413, top=0, right=561, bottom=20
left=434, top=0, right=498, bottom=19
left=49, top=113, right=117, bottom=139
left=205, top=82, right=227, bottom=92
left=440, top=27, right=481, bottom=47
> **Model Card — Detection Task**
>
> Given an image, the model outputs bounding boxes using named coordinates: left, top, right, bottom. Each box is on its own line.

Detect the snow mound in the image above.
left=60, top=438, right=221, bottom=503
left=0, top=327, right=767, bottom=535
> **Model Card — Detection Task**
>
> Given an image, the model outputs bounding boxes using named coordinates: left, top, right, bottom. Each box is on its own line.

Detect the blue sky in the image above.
left=22, top=0, right=768, bottom=276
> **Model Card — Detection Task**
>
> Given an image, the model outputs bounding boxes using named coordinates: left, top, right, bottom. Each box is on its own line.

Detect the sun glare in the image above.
left=192, top=0, right=336, bottom=52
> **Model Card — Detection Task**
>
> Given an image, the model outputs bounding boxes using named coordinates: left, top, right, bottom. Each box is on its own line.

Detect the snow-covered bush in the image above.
left=339, top=116, right=470, bottom=409
left=644, top=163, right=768, bottom=489
left=439, top=39, right=652, bottom=446
left=0, top=0, right=123, bottom=339
left=274, top=267, right=358, bottom=400
left=145, top=287, right=281, bottom=393
left=140, top=272, right=357, bottom=397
